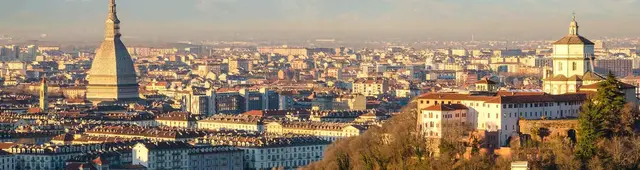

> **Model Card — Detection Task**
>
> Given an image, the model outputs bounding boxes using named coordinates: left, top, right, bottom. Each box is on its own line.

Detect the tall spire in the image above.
left=569, top=12, right=579, bottom=35
left=105, top=0, right=121, bottom=40
left=88, top=0, right=139, bottom=103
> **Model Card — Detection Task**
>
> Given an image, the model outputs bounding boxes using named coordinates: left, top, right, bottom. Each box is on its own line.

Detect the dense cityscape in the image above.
left=1, top=0, right=640, bottom=170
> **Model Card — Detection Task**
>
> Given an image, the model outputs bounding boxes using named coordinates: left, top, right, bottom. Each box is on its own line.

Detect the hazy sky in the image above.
left=1, top=0, right=639, bottom=41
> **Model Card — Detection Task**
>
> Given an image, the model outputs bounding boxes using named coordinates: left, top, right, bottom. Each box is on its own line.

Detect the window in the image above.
left=572, top=62, right=577, bottom=71
left=558, top=63, right=563, bottom=71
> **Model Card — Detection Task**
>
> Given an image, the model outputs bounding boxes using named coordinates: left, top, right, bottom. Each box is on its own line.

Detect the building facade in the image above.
left=132, top=142, right=243, bottom=170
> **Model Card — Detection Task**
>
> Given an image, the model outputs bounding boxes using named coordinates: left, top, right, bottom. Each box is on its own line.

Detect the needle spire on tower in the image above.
left=105, top=0, right=121, bottom=40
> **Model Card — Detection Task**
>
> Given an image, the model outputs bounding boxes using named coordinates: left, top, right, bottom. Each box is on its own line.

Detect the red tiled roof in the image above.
left=423, top=104, right=468, bottom=111
left=580, top=82, right=636, bottom=90
left=553, top=35, right=594, bottom=45
left=496, top=91, right=546, bottom=96
left=418, top=92, right=587, bottom=104
left=416, top=93, right=493, bottom=101
left=0, top=143, right=16, bottom=149
left=475, top=78, right=496, bottom=84
left=243, top=110, right=264, bottom=116
left=485, top=93, right=586, bottom=104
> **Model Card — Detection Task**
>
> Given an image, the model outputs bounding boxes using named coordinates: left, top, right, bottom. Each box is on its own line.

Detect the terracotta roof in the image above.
left=581, top=71, right=604, bottom=81
left=423, top=104, right=468, bottom=111
left=485, top=93, right=586, bottom=104
left=416, top=93, right=493, bottom=101
left=496, top=91, right=546, bottom=96
left=418, top=92, right=587, bottom=104
left=580, top=81, right=636, bottom=90
left=553, top=35, right=594, bottom=45
left=621, top=75, right=640, bottom=80
left=568, top=75, right=582, bottom=81
left=475, top=78, right=496, bottom=84
left=548, top=75, right=568, bottom=81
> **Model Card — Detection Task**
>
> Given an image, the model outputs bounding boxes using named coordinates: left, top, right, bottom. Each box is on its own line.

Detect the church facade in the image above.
left=417, top=15, right=638, bottom=148
left=542, top=15, right=603, bottom=95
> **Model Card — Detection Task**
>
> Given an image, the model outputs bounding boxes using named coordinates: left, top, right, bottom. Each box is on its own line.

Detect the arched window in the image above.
left=558, top=63, right=563, bottom=71
left=572, top=62, right=577, bottom=71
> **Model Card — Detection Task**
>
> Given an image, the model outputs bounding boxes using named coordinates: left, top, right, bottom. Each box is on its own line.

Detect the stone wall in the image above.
left=518, top=119, right=579, bottom=142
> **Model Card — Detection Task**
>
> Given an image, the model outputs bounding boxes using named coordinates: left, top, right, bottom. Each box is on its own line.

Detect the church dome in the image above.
left=553, top=14, right=594, bottom=45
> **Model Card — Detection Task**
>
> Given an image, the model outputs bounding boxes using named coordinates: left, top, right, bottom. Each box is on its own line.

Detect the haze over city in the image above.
left=1, top=0, right=640, bottom=169
left=2, top=0, right=640, bottom=41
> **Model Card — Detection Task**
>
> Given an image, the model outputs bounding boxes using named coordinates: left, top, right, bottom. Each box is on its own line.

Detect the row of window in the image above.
left=424, top=112, right=467, bottom=119
left=419, top=100, right=583, bottom=109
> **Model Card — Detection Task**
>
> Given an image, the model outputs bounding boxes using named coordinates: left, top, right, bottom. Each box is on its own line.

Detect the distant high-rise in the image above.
left=26, top=45, right=37, bottom=62
left=11, top=45, right=19, bottom=60
left=40, top=78, right=48, bottom=112
left=87, top=0, right=139, bottom=102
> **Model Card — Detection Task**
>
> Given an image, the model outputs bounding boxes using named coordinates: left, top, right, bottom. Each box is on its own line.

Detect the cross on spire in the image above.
left=569, top=12, right=579, bottom=35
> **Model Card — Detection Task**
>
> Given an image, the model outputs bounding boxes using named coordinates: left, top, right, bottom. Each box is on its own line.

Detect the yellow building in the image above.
left=265, top=122, right=369, bottom=141
left=542, top=15, right=602, bottom=95
left=352, top=78, right=389, bottom=97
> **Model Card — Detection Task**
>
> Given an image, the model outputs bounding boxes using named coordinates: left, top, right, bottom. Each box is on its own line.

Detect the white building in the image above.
left=196, top=134, right=330, bottom=170
left=132, top=141, right=243, bottom=170
left=0, top=150, right=16, bottom=170
left=265, top=121, right=369, bottom=142
left=183, top=90, right=216, bottom=116
left=85, top=125, right=206, bottom=141
left=416, top=14, right=638, bottom=148
left=420, top=104, right=470, bottom=139
left=197, top=114, right=265, bottom=132
left=7, top=144, right=103, bottom=170
left=417, top=92, right=585, bottom=147
left=154, top=112, right=198, bottom=129
left=352, top=78, right=390, bottom=97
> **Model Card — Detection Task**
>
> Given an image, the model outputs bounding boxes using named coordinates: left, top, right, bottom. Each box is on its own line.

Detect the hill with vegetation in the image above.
left=304, top=73, right=640, bottom=170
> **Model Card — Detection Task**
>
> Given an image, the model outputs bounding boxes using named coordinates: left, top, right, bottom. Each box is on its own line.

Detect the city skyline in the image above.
left=1, top=0, right=639, bottom=41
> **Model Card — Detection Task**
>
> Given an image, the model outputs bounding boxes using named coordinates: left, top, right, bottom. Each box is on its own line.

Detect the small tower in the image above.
left=39, top=78, right=48, bottom=112
left=543, top=62, right=553, bottom=79
left=475, top=77, right=497, bottom=92
left=569, top=12, right=579, bottom=35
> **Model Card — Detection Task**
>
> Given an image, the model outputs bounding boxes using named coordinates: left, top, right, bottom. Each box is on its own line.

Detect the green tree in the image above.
left=595, top=72, right=626, bottom=137
left=576, top=97, right=603, bottom=160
